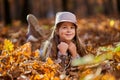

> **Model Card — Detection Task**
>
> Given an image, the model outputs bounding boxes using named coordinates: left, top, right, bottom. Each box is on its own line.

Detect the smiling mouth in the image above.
left=66, top=33, right=73, bottom=35
left=66, top=34, right=73, bottom=36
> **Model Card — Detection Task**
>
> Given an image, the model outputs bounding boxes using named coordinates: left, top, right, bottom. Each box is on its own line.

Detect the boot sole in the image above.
left=27, top=14, right=45, bottom=36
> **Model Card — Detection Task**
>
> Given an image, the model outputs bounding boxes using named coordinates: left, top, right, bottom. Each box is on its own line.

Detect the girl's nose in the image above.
left=67, top=28, right=72, bottom=32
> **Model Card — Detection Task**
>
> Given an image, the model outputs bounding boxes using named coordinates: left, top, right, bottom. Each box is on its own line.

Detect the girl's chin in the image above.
left=63, top=39, right=73, bottom=42
left=65, top=37, right=73, bottom=40
left=60, top=37, right=73, bottom=42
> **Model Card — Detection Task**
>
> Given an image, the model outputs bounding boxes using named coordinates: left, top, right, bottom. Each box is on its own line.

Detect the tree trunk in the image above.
left=62, top=0, right=68, bottom=11
left=117, top=0, right=120, bottom=15
left=103, top=0, right=113, bottom=15
left=14, top=0, right=22, bottom=20
left=3, top=0, right=11, bottom=25
left=0, top=0, right=3, bottom=21
left=21, top=0, right=30, bottom=23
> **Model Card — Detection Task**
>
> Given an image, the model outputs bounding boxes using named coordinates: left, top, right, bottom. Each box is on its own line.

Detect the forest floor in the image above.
left=0, top=15, right=120, bottom=80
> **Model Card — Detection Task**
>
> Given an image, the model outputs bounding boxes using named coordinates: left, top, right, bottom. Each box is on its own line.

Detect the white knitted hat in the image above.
left=55, top=12, right=77, bottom=27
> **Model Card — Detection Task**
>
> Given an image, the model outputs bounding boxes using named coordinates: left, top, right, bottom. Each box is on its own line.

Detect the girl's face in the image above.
left=57, top=22, right=76, bottom=43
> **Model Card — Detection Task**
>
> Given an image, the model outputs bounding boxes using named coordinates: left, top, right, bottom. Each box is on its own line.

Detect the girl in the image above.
left=27, top=12, right=88, bottom=68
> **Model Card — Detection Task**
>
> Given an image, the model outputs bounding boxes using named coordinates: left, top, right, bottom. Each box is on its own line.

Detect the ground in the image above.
left=0, top=16, right=120, bottom=80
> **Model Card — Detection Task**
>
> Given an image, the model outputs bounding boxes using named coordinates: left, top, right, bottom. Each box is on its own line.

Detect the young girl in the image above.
left=27, top=12, right=88, bottom=68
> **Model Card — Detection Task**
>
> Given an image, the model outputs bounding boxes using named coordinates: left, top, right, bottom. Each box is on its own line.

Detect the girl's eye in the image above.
left=62, top=26, right=67, bottom=29
left=71, top=26, right=75, bottom=29
left=61, top=25, right=75, bottom=29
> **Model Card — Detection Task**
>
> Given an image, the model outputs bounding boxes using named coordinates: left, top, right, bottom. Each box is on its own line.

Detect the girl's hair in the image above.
left=49, top=22, right=88, bottom=59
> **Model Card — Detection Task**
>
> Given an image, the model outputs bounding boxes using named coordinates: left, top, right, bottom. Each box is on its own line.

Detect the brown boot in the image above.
left=26, top=14, right=45, bottom=42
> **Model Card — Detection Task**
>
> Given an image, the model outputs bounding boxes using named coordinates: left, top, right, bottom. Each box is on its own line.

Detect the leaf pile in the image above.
left=78, top=18, right=120, bottom=53
left=0, top=39, right=60, bottom=80
left=0, top=39, right=120, bottom=80
left=0, top=16, right=120, bottom=80
left=71, top=44, right=120, bottom=80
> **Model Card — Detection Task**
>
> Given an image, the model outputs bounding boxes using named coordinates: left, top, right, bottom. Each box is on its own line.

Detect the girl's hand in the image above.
left=68, top=42, right=78, bottom=58
left=57, top=42, right=68, bottom=55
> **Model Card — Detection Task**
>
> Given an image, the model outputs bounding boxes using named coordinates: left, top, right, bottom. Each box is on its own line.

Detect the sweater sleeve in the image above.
left=71, top=54, right=80, bottom=60
left=55, top=51, right=68, bottom=63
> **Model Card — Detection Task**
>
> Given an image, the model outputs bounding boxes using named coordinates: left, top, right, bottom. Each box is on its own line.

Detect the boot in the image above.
left=26, top=14, right=45, bottom=42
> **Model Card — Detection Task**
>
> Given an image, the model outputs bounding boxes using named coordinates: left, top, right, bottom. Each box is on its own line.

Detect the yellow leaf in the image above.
left=80, top=69, right=93, bottom=78
left=101, top=73, right=116, bottom=80
left=109, top=19, right=115, bottom=27
left=114, top=52, right=120, bottom=62
left=54, top=77, right=60, bottom=80
left=116, top=63, right=120, bottom=70
left=32, top=49, right=39, bottom=58
left=13, top=42, right=32, bottom=57
left=33, top=74, right=43, bottom=80
left=3, top=39, right=14, bottom=53
left=46, top=57, right=54, bottom=64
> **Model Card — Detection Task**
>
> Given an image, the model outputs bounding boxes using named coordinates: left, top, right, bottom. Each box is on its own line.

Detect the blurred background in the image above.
left=0, top=0, right=120, bottom=25
left=1, top=1, right=120, bottom=80
left=0, top=0, right=120, bottom=50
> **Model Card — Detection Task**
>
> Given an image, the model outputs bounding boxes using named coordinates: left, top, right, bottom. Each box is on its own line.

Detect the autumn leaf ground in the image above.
left=0, top=16, right=120, bottom=80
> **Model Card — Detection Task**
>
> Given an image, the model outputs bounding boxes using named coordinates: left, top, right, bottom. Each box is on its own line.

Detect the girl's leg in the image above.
left=26, top=14, right=45, bottom=42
